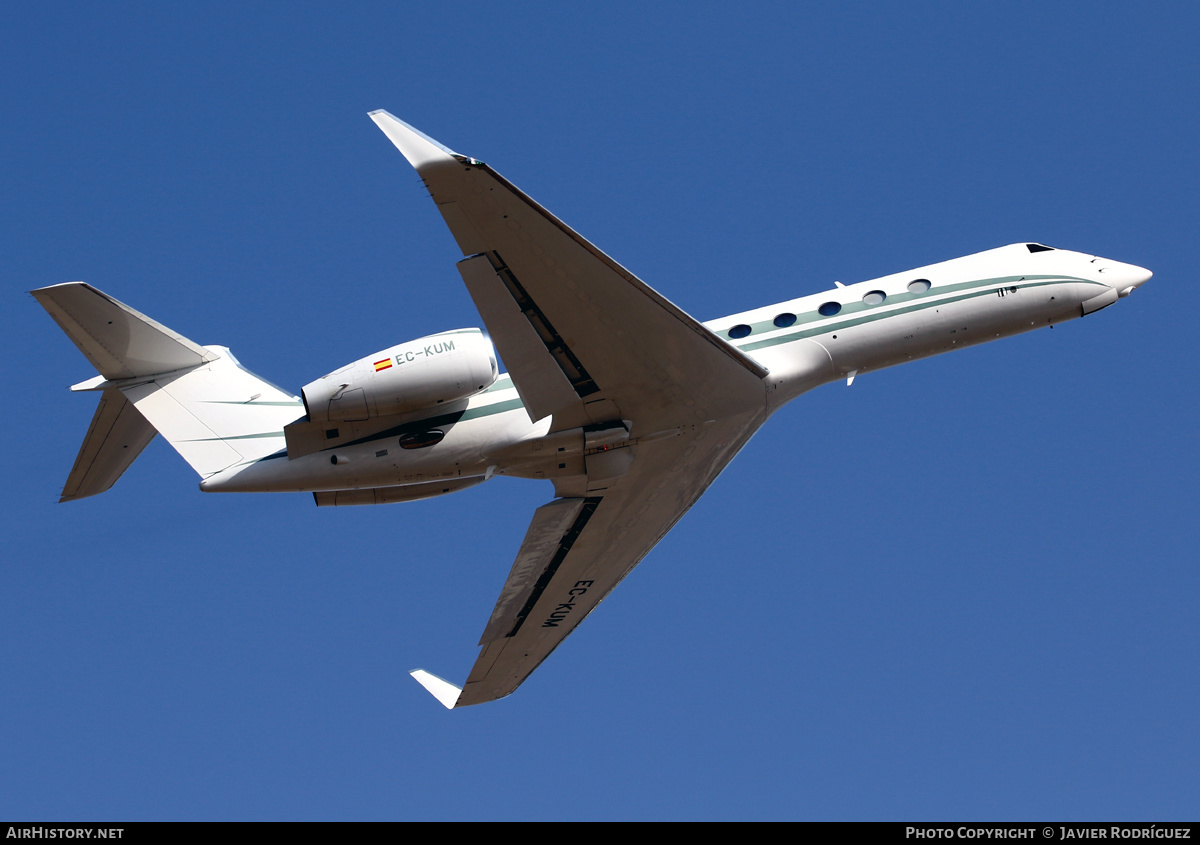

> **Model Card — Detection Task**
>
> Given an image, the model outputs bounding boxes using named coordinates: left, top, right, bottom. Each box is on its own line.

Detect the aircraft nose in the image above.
left=1100, top=261, right=1153, bottom=297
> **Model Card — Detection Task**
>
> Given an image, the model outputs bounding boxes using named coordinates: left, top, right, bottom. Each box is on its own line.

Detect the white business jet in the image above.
left=32, top=111, right=1151, bottom=709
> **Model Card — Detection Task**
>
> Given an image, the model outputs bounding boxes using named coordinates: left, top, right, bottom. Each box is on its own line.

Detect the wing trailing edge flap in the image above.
left=477, top=497, right=590, bottom=645
left=58, top=389, right=157, bottom=502
left=457, top=254, right=580, bottom=423
left=408, top=497, right=591, bottom=710
left=370, top=111, right=768, bottom=433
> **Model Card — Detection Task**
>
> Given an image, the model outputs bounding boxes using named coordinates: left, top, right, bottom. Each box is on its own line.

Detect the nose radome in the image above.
left=1100, top=262, right=1152, bottom=297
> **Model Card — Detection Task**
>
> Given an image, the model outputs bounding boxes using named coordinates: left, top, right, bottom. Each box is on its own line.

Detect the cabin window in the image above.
left=862, top=290, right=886, bottom=306
left=907, top=279, right=931, bottom=294
left=773, top=312, right=797, bottom=328
left=399, top=429, right=445, bottom=450
left=818, top=301, right=841, bottom=317
left=727, top=324, right=752, bottom=339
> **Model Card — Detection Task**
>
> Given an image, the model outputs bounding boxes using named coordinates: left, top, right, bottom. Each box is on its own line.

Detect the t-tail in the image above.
left=32, top=283, right=304, bottom=501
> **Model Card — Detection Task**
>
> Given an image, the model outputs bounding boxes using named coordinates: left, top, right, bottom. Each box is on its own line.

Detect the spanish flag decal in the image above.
left=374, top=358, right=393, bottom=372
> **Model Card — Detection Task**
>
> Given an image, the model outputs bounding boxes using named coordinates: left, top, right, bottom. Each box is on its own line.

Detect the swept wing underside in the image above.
left=447, top=410, right=762, bottom=707
left=370, top=110, right=766, bottom=433
left=371, top=112, right=769, bottom=707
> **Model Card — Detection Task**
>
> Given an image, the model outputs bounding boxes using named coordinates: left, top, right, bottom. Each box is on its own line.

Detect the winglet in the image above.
left=368, top=110, right=462, bottom=171
left=410, top=669, right=462, bottom=709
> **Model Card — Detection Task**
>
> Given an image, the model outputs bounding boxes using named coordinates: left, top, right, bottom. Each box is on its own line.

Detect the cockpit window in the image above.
left=1026, top=243, right=1055, bottom=253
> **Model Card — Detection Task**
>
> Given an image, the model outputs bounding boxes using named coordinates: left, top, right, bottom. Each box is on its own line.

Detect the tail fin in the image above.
left=33, top=283, right=304, bottom=494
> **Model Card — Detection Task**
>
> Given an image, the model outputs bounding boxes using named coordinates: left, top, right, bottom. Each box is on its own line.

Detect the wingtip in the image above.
left=369, top=110, right=461, bottom=170
left=30, top=281, right=87, bottom=300
left=410, top=669, right=462, bottom=709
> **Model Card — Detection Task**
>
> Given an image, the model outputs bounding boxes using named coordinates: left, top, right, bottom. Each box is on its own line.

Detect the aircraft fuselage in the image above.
left=199, top=242, right=1149, bottom=499
left=34, top=108, right=1154, bottom=708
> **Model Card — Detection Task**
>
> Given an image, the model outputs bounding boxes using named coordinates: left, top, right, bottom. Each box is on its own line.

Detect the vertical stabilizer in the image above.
left=119, top=349, right=303, bottom=477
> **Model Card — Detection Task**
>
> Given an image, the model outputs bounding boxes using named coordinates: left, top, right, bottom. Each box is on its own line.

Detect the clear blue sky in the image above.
left=3, top=1, right=1196, bottom=821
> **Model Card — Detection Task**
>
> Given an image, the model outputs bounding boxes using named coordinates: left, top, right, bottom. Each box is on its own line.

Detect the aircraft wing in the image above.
left=371, top=112, right=772, bottom=707
left=369, top=111, right=768, bottom=434
left=416, top=406, right=765, bottom=708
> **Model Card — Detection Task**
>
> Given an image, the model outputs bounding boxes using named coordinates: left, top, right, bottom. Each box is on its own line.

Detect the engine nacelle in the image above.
left=302, top=329, right=498, bottom=423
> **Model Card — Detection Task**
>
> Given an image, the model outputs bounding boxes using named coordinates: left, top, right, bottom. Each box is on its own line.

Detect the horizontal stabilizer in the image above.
left=60, top=389, right=157, bottom=501
left=410, top=670, right=462, bottom=709
left=31, top=283, right=217, bottom=379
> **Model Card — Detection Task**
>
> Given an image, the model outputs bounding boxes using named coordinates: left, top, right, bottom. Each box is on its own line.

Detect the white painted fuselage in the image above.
left=34, top=107, right=1155, bottom=708
left=199, top=243, right=1150, bottom=498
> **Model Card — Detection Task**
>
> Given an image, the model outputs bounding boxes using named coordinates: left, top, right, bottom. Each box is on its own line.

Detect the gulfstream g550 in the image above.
left=33, top=111, right=1151, bottom=709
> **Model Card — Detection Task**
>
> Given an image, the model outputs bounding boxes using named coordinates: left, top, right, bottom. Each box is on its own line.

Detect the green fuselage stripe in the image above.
left=733, top=275, right=1098, bottom=353
left=247, top=274, right=1100, bottom=460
